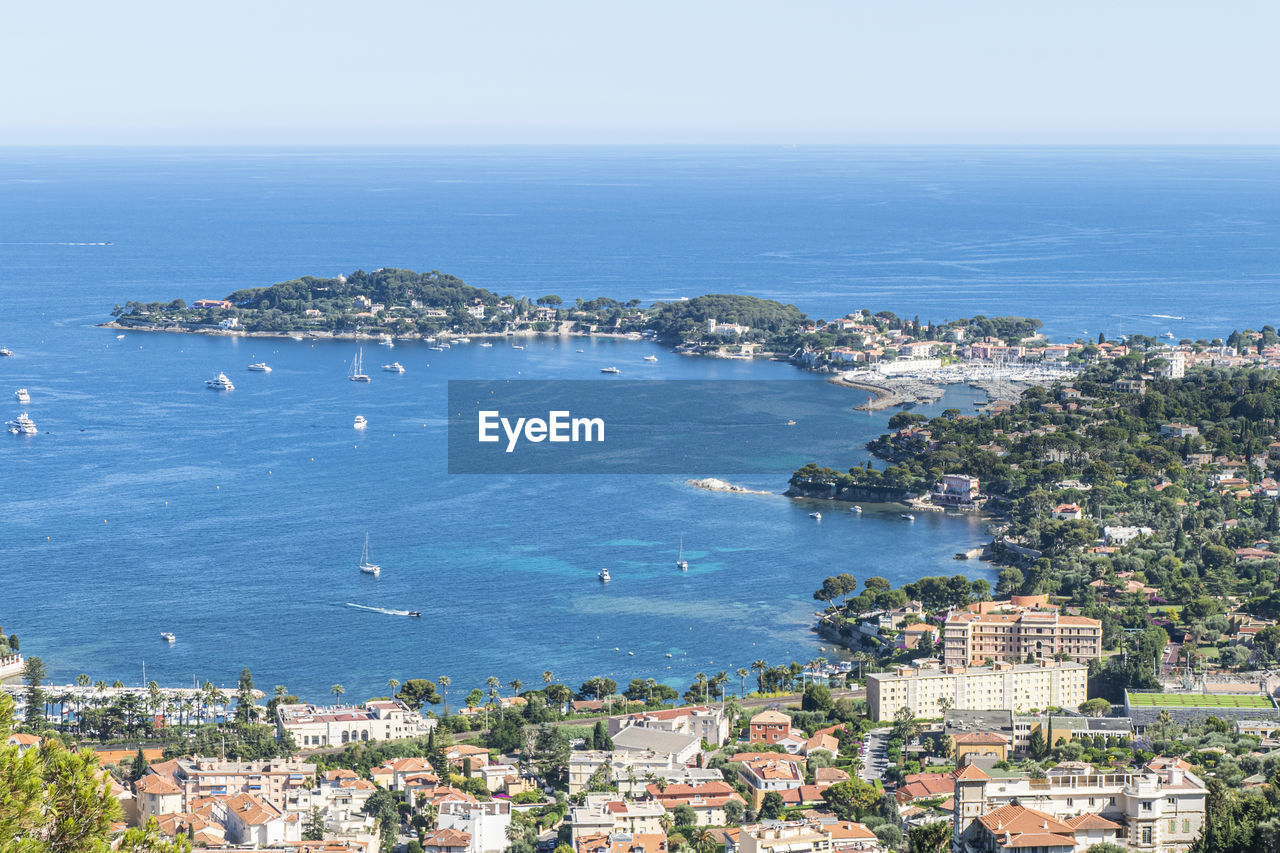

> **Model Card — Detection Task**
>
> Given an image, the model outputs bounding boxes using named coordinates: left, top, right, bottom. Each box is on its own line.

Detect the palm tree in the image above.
left=693, top=673, right=708, bottom=703
left=486, top=676, right=501, bottom=723
left=387, top=678, right=401, bottom=699
left=542, top=670, right=554, bottom=686
left=509, top=678, right=523, bottom=697
left=736, top=668, right=749, bottom=698
left=751, top=659, right=768, bottom=692
left=331, top=684, right=345, bottom=704
left=1157, top=709, right=1172, bottom=743
left=437, top=676, right=451, bottom=715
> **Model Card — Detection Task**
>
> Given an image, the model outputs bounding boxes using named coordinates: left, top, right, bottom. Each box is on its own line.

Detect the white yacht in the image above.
left=160, top=632, right=176, bottom=643
left=428, top=345, right=445, bottom=352
left=6, top=413, right=37, bottom=435
left=205, top=372, right=235, bottom=390
left=378, top=336, right=395, bottom=348
left=576, top=349, right=584, bottom=353
left=455, top=336, right=472, bottom=344
left=0, top=348, right=13, bottom=357
left=901, top=513, right=915, bottom=521
left=643, top=355, right=658, bottom=362
left=512, top=344, right=525, bottom=350
left=349, top=348, right=371, bottom=382
left=358, top=533, right=381, bottom=576
left=809, top=511, right=822, bottom=520
left=382, top=362, right=405, bottom=373
left=1164, top=331, right=1176, bottom=340
left=353, top=415, right=368, bottom=430
left=14, top=388, right=29, bottom=403
left=676, top=537, right=688, bottom=571
left=600, top=366, right=621, bottom=374
left=115, top=334, right=125, bottom=340
left=852, top=505, right=863, bottom=514
left=479, top=341, right=494, bottom=348
left=247, top=362, right=271, bottom=372
left=598, top=568, right=611, bottom=582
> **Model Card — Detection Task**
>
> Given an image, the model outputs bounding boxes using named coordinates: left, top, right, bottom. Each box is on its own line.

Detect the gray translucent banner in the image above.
left=447, top=380, right=881, bottom=474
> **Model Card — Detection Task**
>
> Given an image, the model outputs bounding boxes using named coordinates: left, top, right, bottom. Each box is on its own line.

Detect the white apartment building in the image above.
left=568, top=750, right=685, bottom=795
left=607, top=705, right=730, bottom=746
left=276, top=700, right=435, bottom=747
left=437, top=799, right=512, bottom=853
left=568, top=795, right=666, bottom=843
left=865, top=659, right=1088, bottom=721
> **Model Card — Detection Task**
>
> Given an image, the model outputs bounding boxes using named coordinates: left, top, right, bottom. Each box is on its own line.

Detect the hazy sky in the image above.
left=2, top=0, right=1276, bottom=144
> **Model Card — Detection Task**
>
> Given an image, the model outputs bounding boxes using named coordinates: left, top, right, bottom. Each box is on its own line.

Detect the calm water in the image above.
left=2, top=146, right=1278, bottom=701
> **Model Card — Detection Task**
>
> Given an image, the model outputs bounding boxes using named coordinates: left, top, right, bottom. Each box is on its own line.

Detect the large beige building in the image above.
left=865, top=659, right=1088, bottom=721
left=943, top=595, right=1102, bottom=667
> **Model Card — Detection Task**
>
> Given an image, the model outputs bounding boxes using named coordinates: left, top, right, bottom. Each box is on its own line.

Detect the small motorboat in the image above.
left=598, top=568, right=611, bottom=582
left=382, top=362, right=405, bottom=373
left=809, top=512, right=822, bottom=520
left=600, top=366, right=621, bottom=374
left=247, top=362, right=271, bottom=372
left=852, top=506, right=862, bottom=513
left=353, top=415, right=368, bottom=430
left=901, top=513, right=915, bottom=521
left=643, top=355, right=658, bottom=362
left=160, top=632, right=176, bottom=643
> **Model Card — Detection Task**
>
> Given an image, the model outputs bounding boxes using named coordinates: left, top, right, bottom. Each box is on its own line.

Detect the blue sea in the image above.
left=2, top=146, right=1278, bottom=702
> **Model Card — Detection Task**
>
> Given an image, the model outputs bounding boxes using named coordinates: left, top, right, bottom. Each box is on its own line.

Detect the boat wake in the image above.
left=347, top=602, right=420, bottom=617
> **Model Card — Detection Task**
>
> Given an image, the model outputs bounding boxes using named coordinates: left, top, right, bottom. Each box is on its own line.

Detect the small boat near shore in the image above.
left=901, top=513, right=915, bottom=521
left=512, top=344, right=525, bottom=350
left=809, top=511, right=822, bottom=520
left=479, top=341, right=493, bottom=347
left=852, top=505, right=863, bottom=513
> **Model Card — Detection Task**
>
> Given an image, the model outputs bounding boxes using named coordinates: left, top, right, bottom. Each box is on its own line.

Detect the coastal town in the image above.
left=12, top=275, right=1280, bottom=852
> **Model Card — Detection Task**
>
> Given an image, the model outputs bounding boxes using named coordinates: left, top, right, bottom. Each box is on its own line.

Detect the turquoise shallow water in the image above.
left=2, top=146, right=1277, bottom=701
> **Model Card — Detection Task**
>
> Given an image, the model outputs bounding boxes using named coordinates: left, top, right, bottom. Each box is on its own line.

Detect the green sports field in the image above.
left=1129, top=692, right=1275, bottom=709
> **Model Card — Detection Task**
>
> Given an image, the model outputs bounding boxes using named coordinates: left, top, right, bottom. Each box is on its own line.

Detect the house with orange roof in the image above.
left=422, top=828, right=473, bottom=853
left=821, top=821, right=879, bottom=852
left=5, top=732, right=42, bottom=754
left=153, top=811, right=227, bottom=847
left=135, top=772, right=184, bottom=823
left=748, top=710, right=793, bottom=745
left=738, top=757, right=804, bottom=807
left=963, top=803, right=1080, bottom=852
left=446, top=743, right=491, bottom=770
left=375, top=756, right=435, bottom=791
left=951, top=731, right=1010, bottom=764
left=221, top=791, right=296, bottom=846
left=643, top=780, right=745, bottom=825
left=895, top=772, right=957, bottom=806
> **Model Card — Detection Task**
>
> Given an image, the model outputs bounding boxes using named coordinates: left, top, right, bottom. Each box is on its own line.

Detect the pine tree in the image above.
left=131, top=745, right=148, bottom=782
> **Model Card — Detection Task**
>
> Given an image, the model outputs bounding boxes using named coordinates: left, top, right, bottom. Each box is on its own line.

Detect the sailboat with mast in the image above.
left=676, top=537, right=688, bottom=571
left=358, top=533, right=381, bottom=576
left=349, top=348, right=371, bottom=382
